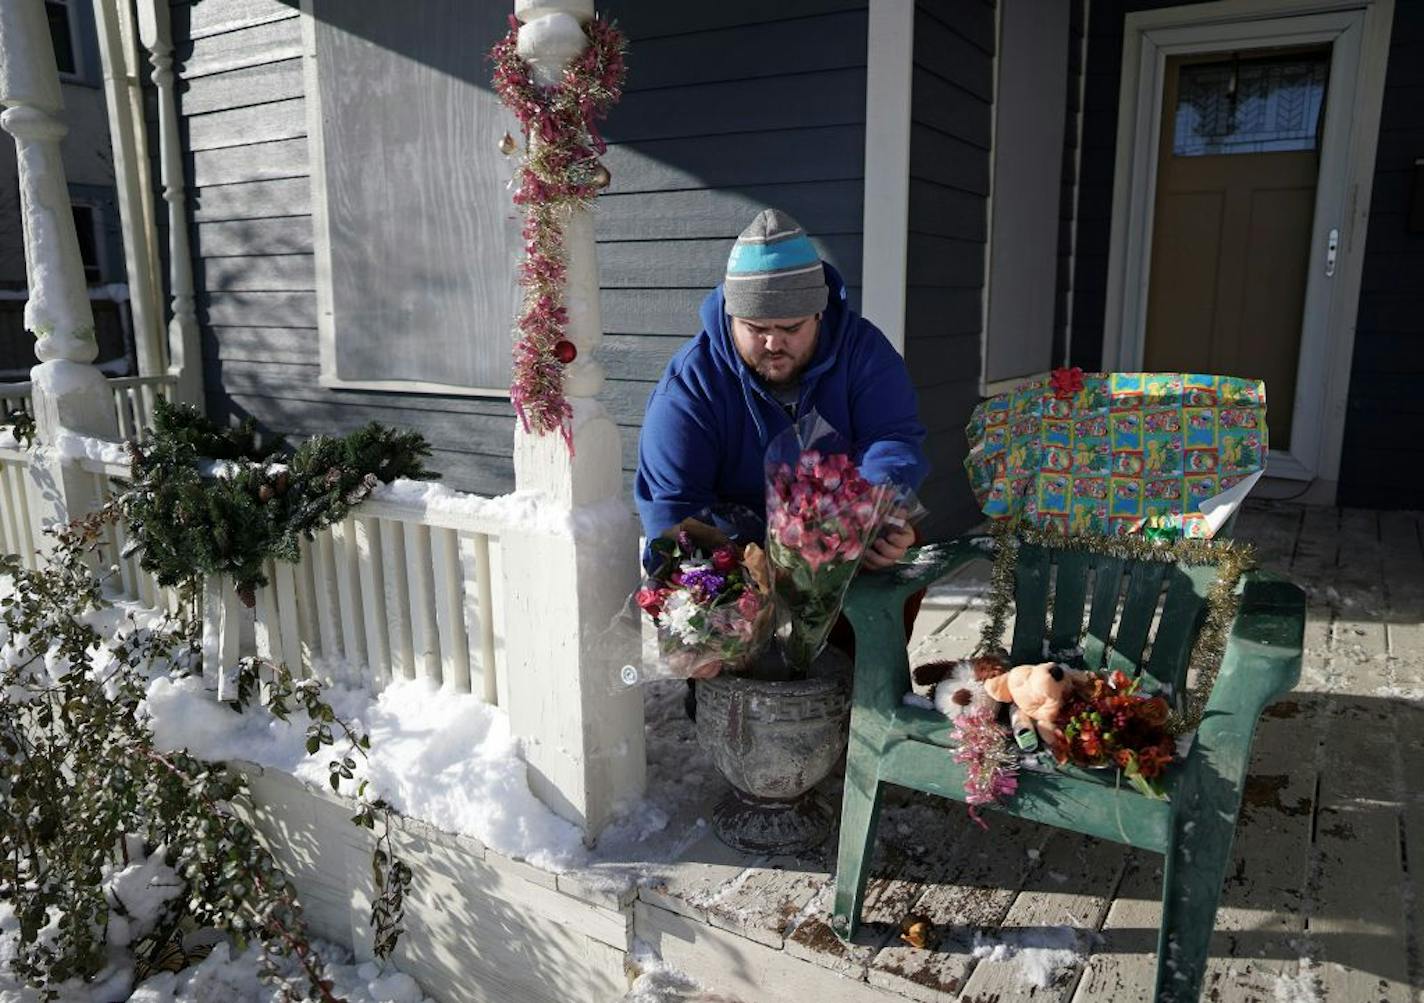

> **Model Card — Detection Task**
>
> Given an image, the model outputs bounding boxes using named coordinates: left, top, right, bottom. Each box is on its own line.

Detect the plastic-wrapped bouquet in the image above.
left=634, top=523, right=774, bottom=679
left=764, top=414, right=900, bottom=673
left=1058, top=669, right=1175, bottom=798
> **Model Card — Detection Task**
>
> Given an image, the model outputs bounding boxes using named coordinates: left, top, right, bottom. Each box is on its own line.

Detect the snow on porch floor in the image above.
left=596, top=502, right=1423, bottom=1003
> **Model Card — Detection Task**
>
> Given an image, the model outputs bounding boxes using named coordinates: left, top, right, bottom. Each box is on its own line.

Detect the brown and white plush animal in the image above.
left=911, top=653, right=1010, bottom=721
left=982, top=661, right=1091, bottom=755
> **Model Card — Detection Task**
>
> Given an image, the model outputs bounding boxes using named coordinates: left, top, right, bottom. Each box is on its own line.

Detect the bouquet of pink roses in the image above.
left=764, top=415, right=900, bottom=673
left=634, top=522, right=774, bottom=679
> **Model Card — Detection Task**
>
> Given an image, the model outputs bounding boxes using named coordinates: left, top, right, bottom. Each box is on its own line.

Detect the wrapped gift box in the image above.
left=964, top=372, right=1268, bottom=539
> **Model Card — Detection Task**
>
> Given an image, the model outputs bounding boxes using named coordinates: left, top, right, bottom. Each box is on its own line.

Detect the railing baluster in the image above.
left=354, top=515, right=390, bottom=690
left=467, top=532, right=499, bottom=705
left=271, top=560, right=304, bottom=678
left=431, top=527, right=471, bottom=694
left=294, top=537, right=322, bottom=672
left=486, top=535, right=510, bottom=710
left=402, top=522, right=439, bottom=685
left=330, top=517, right=366, bottom=681
left=379, top=519, right=414, bottom=683
left=254, top=563, right=282, bottom=666
left=312, top=529, right=345, bottom=672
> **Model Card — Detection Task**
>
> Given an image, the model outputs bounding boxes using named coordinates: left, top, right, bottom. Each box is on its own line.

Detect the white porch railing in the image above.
left=109, top=374, right=177, bottom=439
left=67, top=452, right=511, bottom=706
left=0, top=439, right=40, bottom=568
left=0, top=380, right=33, bottom=421
left=1, top=373, right=176, bottom=438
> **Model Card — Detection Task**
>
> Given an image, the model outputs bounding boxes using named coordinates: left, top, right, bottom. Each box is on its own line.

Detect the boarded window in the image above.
left=311, top=1, right=519, bottom=394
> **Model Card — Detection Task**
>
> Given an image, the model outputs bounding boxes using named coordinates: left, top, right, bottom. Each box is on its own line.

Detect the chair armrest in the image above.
left=840, top=536, right=988, bottom=715
left=1183, top=569, right=1305, bottom=786
left=845, top=536, right=989, bottom=620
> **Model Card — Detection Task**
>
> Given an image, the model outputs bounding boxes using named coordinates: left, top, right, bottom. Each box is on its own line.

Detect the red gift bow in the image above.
left=1051, top=366, right=1084, bottom=399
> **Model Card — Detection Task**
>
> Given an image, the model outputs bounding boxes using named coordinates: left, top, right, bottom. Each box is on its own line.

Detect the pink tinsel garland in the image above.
left=489, top=16, right=628, bottom=449
left=951, top=706, right=1019, bottom=829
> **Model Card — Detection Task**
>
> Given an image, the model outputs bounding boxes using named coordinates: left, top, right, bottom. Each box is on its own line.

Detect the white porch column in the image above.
left=135, top=0, right=203, bottom=407
left=93, top=0, right=167, bottom=382
left=501, top=0, right=645, bottom=839
left=0, top=0, right=118, bottom=546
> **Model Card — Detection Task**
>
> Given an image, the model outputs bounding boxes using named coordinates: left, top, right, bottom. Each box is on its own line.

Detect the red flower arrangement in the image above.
left=1058, top=669, right=1175, bottom=798
left=489, top=17, right=628, bottom=450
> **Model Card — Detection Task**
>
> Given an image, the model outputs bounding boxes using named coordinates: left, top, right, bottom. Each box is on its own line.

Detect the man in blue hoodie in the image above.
left=635, top=208, right=929, bottom=569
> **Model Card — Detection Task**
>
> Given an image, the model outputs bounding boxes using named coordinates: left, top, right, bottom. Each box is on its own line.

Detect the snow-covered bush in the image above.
left=0, top=508, right=409, bottom=1001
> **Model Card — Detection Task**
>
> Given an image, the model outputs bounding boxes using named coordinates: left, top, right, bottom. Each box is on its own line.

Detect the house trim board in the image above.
left=1062, top=0, right=1091, bottom=369
left=299, top=2, right=512, bottom=401
left=1102, top=0, right=1395, bottom=488
left=860, top=0, right=913, bottom=355
left=981, top=0, right=1072, bottom=393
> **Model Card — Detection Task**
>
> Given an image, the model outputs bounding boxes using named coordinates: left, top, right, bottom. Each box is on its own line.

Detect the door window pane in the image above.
left=1173, top=53, right=1328, bottom=157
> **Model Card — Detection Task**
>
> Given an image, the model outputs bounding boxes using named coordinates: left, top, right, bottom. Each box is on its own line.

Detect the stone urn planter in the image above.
left=694, top=645, right=852, bottom=854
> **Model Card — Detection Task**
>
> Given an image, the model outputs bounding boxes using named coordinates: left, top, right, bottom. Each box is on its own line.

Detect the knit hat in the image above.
left=723, top=209, right=828, bottom=319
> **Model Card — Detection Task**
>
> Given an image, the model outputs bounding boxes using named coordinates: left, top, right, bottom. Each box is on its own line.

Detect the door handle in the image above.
left=1325, top=227, right=1339, bottom=278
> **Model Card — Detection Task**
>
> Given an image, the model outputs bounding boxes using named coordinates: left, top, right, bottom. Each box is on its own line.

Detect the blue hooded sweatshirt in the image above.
left=634, top=262, right=929, bottom=546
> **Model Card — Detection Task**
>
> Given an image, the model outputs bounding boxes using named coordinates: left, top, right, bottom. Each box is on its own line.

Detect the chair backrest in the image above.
left=1008, top=543, right=1221, bottom=699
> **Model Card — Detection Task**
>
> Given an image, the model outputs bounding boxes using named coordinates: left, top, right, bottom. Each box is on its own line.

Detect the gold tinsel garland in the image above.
left=974, top=521, right=1256, bottom=733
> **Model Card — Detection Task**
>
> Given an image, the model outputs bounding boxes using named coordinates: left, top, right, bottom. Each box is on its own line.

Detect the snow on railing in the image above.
left=202, top=487, right=512, bottom=707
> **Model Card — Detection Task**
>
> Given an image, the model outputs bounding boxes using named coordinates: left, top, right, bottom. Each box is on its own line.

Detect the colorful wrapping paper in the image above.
left=964, top=373, right=1268, bottom=539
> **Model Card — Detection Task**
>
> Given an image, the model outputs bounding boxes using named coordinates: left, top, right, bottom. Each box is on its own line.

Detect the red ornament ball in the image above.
left=554, top=340, right=577, bottom=364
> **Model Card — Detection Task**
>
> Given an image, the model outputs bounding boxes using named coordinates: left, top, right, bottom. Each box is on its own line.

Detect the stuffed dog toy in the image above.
left=910, top=652, right=1009, bottom=721
left=983, top=661, right=1090, bottom=756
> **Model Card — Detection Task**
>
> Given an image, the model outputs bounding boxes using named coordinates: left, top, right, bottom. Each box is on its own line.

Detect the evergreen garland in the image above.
left=120, top=401, right=437, bottom=606
left=975, top=521, right=1256, bottom=734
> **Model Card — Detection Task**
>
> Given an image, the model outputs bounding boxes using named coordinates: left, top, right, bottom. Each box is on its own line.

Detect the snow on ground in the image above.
left=1, top=901, right=432, bottom=1003
left=144, top=670, right=589, bottom=873
left=970, top=925, right=1094, bottom=989
left=3, top=565, right=725, bottom=885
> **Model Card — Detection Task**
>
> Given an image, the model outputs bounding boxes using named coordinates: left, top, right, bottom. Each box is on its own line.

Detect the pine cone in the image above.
left=258, top=484, right=273, bottom=503
left=237, top=584, right=257, bottom=609
left=273, top=471, right=289, bottom=494
left=324, top=467, right=342, bottom=487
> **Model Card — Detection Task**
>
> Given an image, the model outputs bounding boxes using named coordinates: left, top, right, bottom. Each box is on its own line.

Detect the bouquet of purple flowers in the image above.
left=634, top=523, right=774, bottom=680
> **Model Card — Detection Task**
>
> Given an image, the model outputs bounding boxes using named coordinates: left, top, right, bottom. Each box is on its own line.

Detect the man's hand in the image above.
left=861, top=521, right=915, bottom=571
left=688, top=660, right=723, bottom=680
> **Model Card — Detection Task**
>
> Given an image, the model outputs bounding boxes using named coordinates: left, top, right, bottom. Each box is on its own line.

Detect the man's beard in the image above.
left=754, top=354, right=803, bottom=388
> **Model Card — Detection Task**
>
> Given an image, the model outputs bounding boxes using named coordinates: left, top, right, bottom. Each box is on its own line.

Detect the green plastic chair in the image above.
left=831, top=536, right=1305, bottom=1002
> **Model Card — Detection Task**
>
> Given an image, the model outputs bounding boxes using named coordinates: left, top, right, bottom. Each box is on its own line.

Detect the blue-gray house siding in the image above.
left=165, top=0, right=879, bottom=504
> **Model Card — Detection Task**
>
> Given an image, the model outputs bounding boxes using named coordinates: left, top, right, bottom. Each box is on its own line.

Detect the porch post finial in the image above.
left=504, top=0, right=645, bottom=840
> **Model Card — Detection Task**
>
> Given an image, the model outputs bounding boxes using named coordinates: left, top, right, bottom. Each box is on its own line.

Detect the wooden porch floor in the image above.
left=614, top=502, right=1424, bottom=1002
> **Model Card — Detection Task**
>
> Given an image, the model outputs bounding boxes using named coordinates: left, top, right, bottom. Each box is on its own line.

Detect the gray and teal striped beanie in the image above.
left=723, top=209, right=829, bottom=319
